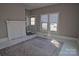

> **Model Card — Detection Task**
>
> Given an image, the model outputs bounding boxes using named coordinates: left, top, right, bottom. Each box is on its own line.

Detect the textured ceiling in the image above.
left=24, top=3, right=56, bottom=10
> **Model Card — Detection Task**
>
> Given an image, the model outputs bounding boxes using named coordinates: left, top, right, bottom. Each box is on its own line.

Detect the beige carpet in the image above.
left=0, top=36, right=63, bottom=56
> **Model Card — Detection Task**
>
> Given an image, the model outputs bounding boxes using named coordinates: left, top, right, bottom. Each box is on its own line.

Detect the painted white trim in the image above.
left=0, top=35, right=37, bottom=50
left=0, top=33, right=78, bottom=50
left=0, top=37, right=8, bottom=43
left=36, top=32, right=78, bottom=41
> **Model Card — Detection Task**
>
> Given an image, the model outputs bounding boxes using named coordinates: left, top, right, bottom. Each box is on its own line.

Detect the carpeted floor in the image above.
left=0, top=36, right=63, bottom=56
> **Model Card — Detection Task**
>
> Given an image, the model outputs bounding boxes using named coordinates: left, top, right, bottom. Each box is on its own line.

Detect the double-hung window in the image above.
left=41, top=15, right=48, bottom=31
left=40, top=13, right=59, bottom=33
left=49, top=13, right=59, bottom=32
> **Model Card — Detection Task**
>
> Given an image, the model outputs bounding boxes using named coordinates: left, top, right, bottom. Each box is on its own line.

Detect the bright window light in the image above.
left=42, top=23, right=47, bottom=30
left=50, top=23, right=57, bottom=31
left=31, top=17, right=35, bottom=25
left=41, top=14, right=48, bottom=32
left=49, top=13, right=59, bottom=32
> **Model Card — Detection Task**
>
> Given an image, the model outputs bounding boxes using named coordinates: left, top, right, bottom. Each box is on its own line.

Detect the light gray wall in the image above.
left=0, top=4, right=25, bottom=38
left=25, top=9, right=30, bottom=18
left=31, top=4, right=79, bottom=38
left=25, top=9, right=31, bottom=32
left=77, top=7, right=79, bottom=38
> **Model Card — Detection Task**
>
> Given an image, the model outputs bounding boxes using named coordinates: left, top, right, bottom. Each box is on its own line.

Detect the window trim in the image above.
left=49, top=13, right=59, bottom=32
left=40, top=13, right=59, bottom=33
left=40, top=14, right=48, bottom=32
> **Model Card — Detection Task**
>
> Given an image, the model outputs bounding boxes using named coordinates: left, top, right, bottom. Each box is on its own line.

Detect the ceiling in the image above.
left=24, top=3, right=56, bottom=10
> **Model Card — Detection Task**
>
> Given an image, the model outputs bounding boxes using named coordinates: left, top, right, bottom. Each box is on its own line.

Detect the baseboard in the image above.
left=0, top=35, right=37, bottom=49
left=0, top=37, right=8, bottom=43
left=36, top=32, right=78, bottom=41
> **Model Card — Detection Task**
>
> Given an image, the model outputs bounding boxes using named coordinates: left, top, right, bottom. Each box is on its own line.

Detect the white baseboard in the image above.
left=0, top=34, right=78, bottom=50
left=0, top=35, right=37, bottom=49
left=36, top=32, right=78, bottom=41
left=0, top=37, right=8, bottom=43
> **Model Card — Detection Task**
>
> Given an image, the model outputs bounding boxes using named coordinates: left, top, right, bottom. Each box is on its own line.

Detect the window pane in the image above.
left=41, top=15, right=48, bottom=22
left=49, top=13, right=59, bottom=32
left=49, top=13, right=59, bottom=23
left=31, top=17, right=35, bottom=25
left=50, top=23, right=57, bottom=31
left=31, top=21, right=35, bottom=25
left=41, top=14, right=48, bottom=32
left=42, top=23, right=47, bottom=30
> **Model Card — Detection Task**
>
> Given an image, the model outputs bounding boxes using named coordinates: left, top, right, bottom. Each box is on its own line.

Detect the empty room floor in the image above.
left=0, top=36, right=78, bottom=56
left=59, top=39, right=79, bottom=56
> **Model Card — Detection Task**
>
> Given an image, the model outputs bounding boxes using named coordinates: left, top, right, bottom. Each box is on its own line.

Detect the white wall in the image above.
left=7, top=21, right=26, bottom=40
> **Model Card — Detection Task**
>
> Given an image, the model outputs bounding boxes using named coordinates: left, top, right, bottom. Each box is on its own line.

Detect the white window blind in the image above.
left=41, top=15, right=48, bottom=23
left=49, top=13, right=59, bottom=23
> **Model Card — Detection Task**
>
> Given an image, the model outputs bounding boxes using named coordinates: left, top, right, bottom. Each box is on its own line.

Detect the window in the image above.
left=50, top=23, right=57, bottom=31
left=41, top=15, right=48, bottom=31
left=42, top=23, right=47, bottom=30
left=40, top=13, right=59, bottom=32
left=49, top=13, right=59, bottom=32
left=31, top=17, right=35, bottom=25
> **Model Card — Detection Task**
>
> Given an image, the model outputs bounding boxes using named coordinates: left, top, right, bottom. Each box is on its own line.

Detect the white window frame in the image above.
left=40, top=14, right=48, bottom=32
left=49, top=13, right=59, bottom=32
left=40, top=13, right=59, bottom=33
